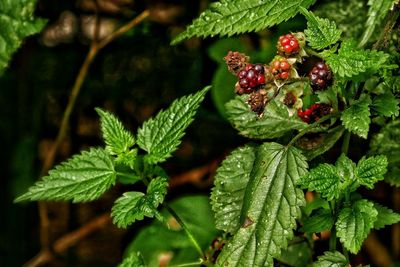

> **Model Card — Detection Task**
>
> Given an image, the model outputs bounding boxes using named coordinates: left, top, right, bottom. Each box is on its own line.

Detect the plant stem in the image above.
left=341, top=130, right=351, bottom=155
left=165, top=204, right=204, bottom=258
left=287, top=112, right=341, bottom=147
left=304, top=47, right=322, bottom=58
left=329, top=200, right=337, bottom=252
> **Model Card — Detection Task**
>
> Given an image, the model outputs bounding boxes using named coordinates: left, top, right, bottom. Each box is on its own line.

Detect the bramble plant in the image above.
left=7, top=0, right=400, bottom=266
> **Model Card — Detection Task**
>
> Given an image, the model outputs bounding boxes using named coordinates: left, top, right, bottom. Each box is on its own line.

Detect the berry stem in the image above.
left=287, top=112, right=341, bottom=147
left=304, top=47, right=322, bottom=58
left=165, top=204, right=205, bottom=258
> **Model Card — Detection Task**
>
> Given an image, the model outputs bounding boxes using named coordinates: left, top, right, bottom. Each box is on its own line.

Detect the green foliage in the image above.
left=96, top=108, right=135, bottom=155
left=216, top=143, right=307, bottom=266
left=171, top=0, right=315, bottom=44
left=118, top=252, right=146, bottom=267
left=371, top=93, right=399, bottom=118
left=370, top=119, right=400, bottom=186
left=314, top=251, right=348, bottom=267
left=299, top=164, right=340, bottom=201
left=278, top=237, right=312, bottom=267
left=301, top=209, right=334, bottom=233
left=111, top=177, right=168, bottom=228
left=356, top=155, right=387, bottom=188
left=211, top=145, right=256, bottom=234
left=324, top=40, right=390, bottom=78
left=373, top=202, right=400, bottom=230
left=341, top=98, right=371, bottom=139
left=336, top=153, right=356, bottom=183
left=359, top=0, right=397, bottom=46
left=124, top=196, right=218, bottom=266
left=15, top=148, right=116, bottom=203
left=336, top=199, right=378, bottom=253
left=300, top=8, right=341, bottom=50
left=226, top=95, right=307, bottom=139
left=0, top=0, right=46, bottom=75
left=137, top=86, right=210, bottom=164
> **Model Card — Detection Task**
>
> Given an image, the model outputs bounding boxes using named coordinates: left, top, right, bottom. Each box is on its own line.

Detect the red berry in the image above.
left=278, top=33, right=300, bottom=55
left=239, top=78, right=249, bottom=88
left=281, top=37, right=290, bottom=46
left=257, top=74, right=265, bottom=84
left=280, top=72, right=289, bottom=79
left=280, top=61, right=290, bottom=71
left=238, top=70, right=247, bottom=79
left=245, top=64, right=253, bottom=71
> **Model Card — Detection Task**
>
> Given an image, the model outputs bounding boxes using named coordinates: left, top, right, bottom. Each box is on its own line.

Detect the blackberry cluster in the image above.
left=237, top=64, right=266, bottom=92
left=298, top=103, right=332, bottom=123
left=270, top=58, right=291, bottom=80
left=309, top=62, right=332, bottom=91
left=278, top=34, right=300, bottom=55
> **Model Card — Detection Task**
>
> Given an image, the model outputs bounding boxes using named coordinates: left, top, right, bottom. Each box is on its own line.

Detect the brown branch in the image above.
left=33, top=9, right=150, bottom=266
left=24, top=213, right=111, bottom=267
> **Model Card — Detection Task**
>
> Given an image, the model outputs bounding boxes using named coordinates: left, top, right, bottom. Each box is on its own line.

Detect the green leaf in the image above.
left=137, top=86, right=210, bottom=164
left=299, top=164, right=340, bottom=201
left=171, top=0, right=315, bottom=44
left=0, top=0, right=46, bottom=75
left=118, top=252, right=146, bottom=267
left=15, top=148, right=116, bottom=203
left=300, top=7, right=342, bottom=50
left=217, top=143, right=308, bottom=266
left=314, top=251, right=348, bottom=267
left=371, top=93, right=400, bottom=118
left=336, top=153, right=356, bottom=182
left=373, top=202, right=400, bottom=230
left=340, top=98, right=371, bottom=139
left=359, top=0, right=397, bottom=46
left=111, top=177, right=168, bottom=228
left=300, top=209, right=334, bottom=233
left=226, top=95, right=307, bottom=139
left=325, top=40, right=390, bottom=78
left=299, top=126, right=345, bottom=160
left=211, top=145, right=256, bottom=234
left=356, top=155, right=387, bottom=188
left=370, top=119, right=400, bottom=186
left=278, top=237, right=312, bottom=267
left=96, top=108, right=135, bottom=155
left=336, top=199, right=378, bottom=253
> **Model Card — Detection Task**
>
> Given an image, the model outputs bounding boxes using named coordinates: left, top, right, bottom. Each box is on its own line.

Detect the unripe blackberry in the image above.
left=270, top=58, right=291, bottom=80
left=248, top=91, right=266, bottom=114
left=298, top=103, right=332, bottom=123
left=237, top=63, right=267, bottom=92
left=283, top=92, right=297, bottom=107
left=309, top=62, right=332, bottom=91
left=278, top=34, right=300, bottom=55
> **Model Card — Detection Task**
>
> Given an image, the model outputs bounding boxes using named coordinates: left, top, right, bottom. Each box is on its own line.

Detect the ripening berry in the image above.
left=236, top=63, right=267, bottom=92
left=270, top=58, right=291, bottom=80
left=309, top=62, right=333, bottom=91
left=278, top=34, right=300, bottom=55
left=298, top=103, right=332, bottom=123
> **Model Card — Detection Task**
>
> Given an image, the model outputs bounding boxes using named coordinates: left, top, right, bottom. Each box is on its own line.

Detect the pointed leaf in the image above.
left=217, top=143, right=308, bottom=266
left=359, top=0, right=397, bottom=46
left=171, top=0, right=315, bottom=44
left=336, top=199, right=378, bottom=253
left=15, top=148, right=116, bottom=203
left=226, top=95, right=307, bottom=139
left=137, top=86, right=210, bottom=164
left=118, top=252, right=146, bottom=267
left=211, top=145, right=256, bottom=234
left=299, top=164, right=340, bottom=201
left=300, top=8, right=342, bottom=50
left=314, top=251, right=348, bottom=267
left=373, top=202, right=400, bottom=230
left=370, top=119, right=400, bottom=186
left=356, top=155, right=387, bottom=188
left=325, top=40, right=390, bottom=78
left=336, top=154, right=356, bottom=182
left=96, top=108, right=135, bottom=155
left=371, top=93, right=399, bottom=118
left=341, top=98, right=371, bottom=139
left=111, top=177, right=168, bottom=228
left=300, top=209, right=334, bottom=233
left=0, top=0, right=47, bottom=75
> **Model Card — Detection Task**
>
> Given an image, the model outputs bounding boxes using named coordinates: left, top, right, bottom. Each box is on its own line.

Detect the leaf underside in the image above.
left=217, top=143, right=308, bottom=266
left=0, top=0, right=46, bottom=75
left=171, top=0, right=315, bottom=44
left=137, top=86, right=210, bottom=165
left=226, top=96, right=307, bottom=140
left=15, top=148, right=116, bottom=203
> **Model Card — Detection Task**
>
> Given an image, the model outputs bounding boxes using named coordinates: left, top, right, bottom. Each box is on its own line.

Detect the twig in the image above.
left=24, top=214, right=111, bottom=267
left=33, top=9, right=150, bottom=266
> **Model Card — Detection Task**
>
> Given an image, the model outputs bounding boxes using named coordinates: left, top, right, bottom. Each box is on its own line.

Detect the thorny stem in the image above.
left=287, top=112, right=341, bottom=147
left=35, top=9, right=150, bottom=264
left=165, top=204, right=205, bottom=258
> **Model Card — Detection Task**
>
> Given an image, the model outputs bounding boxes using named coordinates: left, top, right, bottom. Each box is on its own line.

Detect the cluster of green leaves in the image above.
left=0, top=0, right=46, bottom=75
left=16, top=87, right=210, bottom=231
left=299, top=154, right=400, bottom=253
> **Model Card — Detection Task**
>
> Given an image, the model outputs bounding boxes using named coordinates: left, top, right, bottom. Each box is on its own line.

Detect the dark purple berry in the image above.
left=238, top=70, right=247, bottom=79
left=254, top=64, right=264, bottom=73
left=246, top=69, right=256, bottom=79
left=239, top=78, right=249, bottom=88
left=309, top=62, right=332, bottom=91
